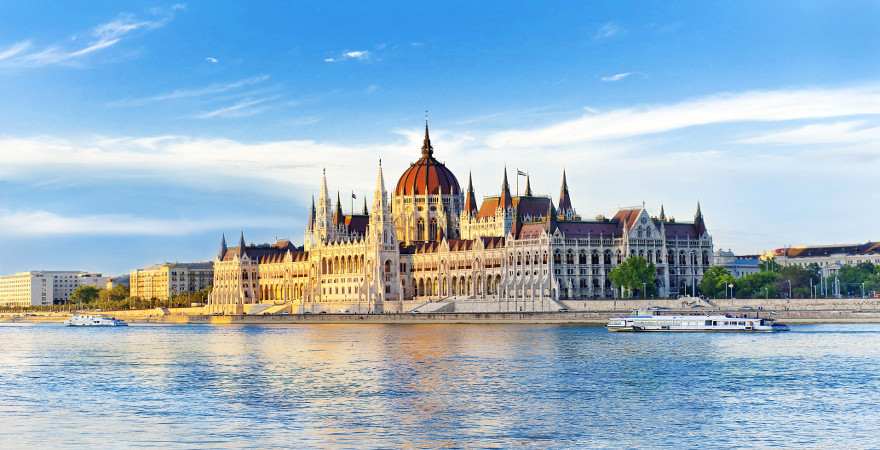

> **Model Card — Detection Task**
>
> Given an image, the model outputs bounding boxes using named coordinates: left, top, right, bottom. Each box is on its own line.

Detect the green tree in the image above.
left=609, top=256, right=657, bottom=298
left=69, top=286, right=99, bottom=306
left=699, top=266, right=736, bottom=298
left=735, top=271, right=781, bottom=298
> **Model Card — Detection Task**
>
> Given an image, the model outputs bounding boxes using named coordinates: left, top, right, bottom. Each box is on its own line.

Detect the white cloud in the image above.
left=344, top=50, right=369, bottom=60
left=739, top=120, right=880, bottom=145
left=487, top=84, right=880, bottom=149
left=0, top=210, right=286, bottom=236
left=601, top=72, right=633, bottom=82
left=1, top=9, right=180, bottom=68
left=108, top=75, right=270, bottom=107
left=205, top=56, right=219, bottom=64
left=594, top=22, right=623, bottom=40
left=324, top=49, right=370, bottom=63
left=0, top=41, right=32, bottom=61
left=193, top=96, right=279, bottom=119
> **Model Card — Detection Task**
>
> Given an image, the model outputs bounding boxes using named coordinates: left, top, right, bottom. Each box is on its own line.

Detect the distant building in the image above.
left=713, top=250, right=761, bottom=278
left=105, top=274, right=130, bottom=290
left=129, top=262, right=213, bottom=301
left=0, top=271, right=111, bottom=307
left=773, top=242, right=880, bottom=277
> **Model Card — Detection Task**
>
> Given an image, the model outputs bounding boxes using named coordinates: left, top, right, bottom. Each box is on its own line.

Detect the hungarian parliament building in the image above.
left=208, top=124, right=713, bottom=313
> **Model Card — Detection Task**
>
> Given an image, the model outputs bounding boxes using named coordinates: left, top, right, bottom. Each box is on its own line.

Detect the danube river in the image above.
left=1, top=323, right=878, bottom=448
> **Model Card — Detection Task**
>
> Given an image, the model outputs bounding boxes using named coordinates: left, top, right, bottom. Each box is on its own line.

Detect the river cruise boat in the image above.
left=64, top=314, right=128, bottom=327
left=607, top=310, right=788, bottom=332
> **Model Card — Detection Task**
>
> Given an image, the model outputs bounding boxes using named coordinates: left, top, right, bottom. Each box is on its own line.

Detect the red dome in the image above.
left=394, top=124, right=461, bottom=196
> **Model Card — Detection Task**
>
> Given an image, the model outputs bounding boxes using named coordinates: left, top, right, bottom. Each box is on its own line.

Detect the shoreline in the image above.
left=5, top=309, right=880, bottom=325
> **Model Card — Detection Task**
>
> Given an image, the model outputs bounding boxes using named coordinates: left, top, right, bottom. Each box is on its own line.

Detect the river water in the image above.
left=0, top=323, right=878, bottom=449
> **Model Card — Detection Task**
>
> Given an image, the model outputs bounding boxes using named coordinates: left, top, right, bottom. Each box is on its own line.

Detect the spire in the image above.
left=238, top=230, right=247, bottom=257
left=558, top=169, right=573, bottom=216
left=524, top=174, right=533, bottom=196
left=307, top=195, right=316, bottom=230
left=463, top=171, right=478, bottom=216
left=694, top=201, right=706, bottom=236
left=362, top=198, right=369, bottom=215
left=659, top=204, right=666, bottom=221
left=421, top=120, right=434, bottom=158
left=334, top=191, right=343, bottom=225
left=218, top=233, right=227, bottom=259
left=500, top=166, right=512, bottom=209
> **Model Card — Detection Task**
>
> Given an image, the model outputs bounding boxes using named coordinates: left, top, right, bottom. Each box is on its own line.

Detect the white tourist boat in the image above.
left=64, top=314, right=128, bottom=327
left=607, top=310, right=788, bottom=332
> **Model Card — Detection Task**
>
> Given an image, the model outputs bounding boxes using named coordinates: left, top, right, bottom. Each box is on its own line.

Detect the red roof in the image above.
left=612, top=208, right=641, bottom=230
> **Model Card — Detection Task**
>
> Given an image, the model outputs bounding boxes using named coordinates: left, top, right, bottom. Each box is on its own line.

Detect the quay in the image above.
left=5, top=297, right=880, bottom=325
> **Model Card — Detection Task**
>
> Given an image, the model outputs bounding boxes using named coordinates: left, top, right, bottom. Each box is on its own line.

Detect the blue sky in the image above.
left=1, top=1, right=879, bottom=275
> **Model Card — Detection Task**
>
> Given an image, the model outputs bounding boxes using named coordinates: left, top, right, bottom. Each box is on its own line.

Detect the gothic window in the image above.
left=592, top=251, right=599, bottom=265
left=604, top=250, right=612, bottom=265
left=702, top=251, right=710, bottom=265
left=566, top=250, right=574, bottom=265
left=680, top=252, right=687, bottom=265
left=429, top=218, right=438, bottom=241
left=554, top=250, right=561, bottom=264
left=417, top=219, right=425, bottom=241
left=543, top=252, right=548, bottom=264
left=579, top=251, right=587, bottom=265
left=517, top=252, right=522, bottom=265
left=657, top=250, right=662, bottom=263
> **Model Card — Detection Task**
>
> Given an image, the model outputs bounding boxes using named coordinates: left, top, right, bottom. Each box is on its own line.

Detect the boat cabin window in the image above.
left=705, top=320, right=712, bottom=326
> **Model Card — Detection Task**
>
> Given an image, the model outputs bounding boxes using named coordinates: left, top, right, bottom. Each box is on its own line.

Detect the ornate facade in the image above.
left=208, top=123, right=713, bottom=313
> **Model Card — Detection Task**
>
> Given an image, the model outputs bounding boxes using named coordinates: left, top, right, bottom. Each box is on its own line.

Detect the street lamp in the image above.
left=728, top=283, right=734, bottom=299
left=786, top=280, right=792, bottom=299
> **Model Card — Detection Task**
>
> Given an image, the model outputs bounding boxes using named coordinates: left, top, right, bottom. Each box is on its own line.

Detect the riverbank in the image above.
left=4, top=297, right=880, bottom=324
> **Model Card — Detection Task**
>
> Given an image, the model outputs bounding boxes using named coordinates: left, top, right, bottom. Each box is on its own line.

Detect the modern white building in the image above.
left=0, top=271, right=110, bottom=307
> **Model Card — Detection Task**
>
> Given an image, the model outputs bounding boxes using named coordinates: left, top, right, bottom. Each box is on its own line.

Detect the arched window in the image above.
left=579, top=251, right=587, bottom=265
left=680, top=251, right=687, bottom=265
left=554, top=250, right=562, bottom=264
left=566, top=250, right=574, bottom=265
left=604, top=250, right=612, bottom=265
left=516, top=252, right=522, bottom=265
left=384, top=260, right=391, bottom=273
left=702, top=251, right=710, bottom=265
left=429, top=218, right=438, bottom=241
left=543, top=252, right=548, bottom=264
left=416, top=219, right=425, bottom=241
left=592, top=251, right=599, bottom=265
left=657, top=250, right=662, bottom=263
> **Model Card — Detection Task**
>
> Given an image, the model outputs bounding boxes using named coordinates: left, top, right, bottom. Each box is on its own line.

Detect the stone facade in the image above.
left=130, top=262, right=213, bottom=302
left=208, top=124, right=713, bottom=313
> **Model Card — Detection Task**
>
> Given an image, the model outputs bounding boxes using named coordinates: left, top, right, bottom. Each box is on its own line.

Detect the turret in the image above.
left=238, top=231, right=247, bottom=258
left=218, top=233, right=227, bottom=260
left=463, top=172, right=478, bottom=217
left=558, top=169, right=573, bottom=219
left=500, top=166, right=513, bottom=210
left=524, top=174, right=533, bottom=196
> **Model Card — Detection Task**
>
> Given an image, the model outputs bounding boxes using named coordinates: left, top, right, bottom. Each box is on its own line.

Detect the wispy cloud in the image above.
left=739, top=120, right=880, bottom=145
left=594, top=22, right=623, bottom=40
left=324, top=49, right=371, bottom=63
left=600, top=72, right=633, bottom=82
left=487, top=84, right=880, bottom=148
left=192, top=96, right=278, bottom=119
left=108, top=75, right=270, bottom=107
left=0, top=209, right=286, bottom=236
left=0, top=41, right=32, bottom=61
left=0, top=7, right=181, bottom=68
left=205, top=56, right=219, bottom=64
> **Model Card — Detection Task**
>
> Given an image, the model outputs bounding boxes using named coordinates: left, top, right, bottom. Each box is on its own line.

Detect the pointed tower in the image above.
left=524, top=174, right=533, bottom=196
left=333, top=191, right=343, bottom=226
left=307, top=196, right=316, bottom=231
left=370, top=160, right=400, bottom=310
left=362, top=198, right=369, bottom=216
left=314, top=168, right=334, bottom=242
left=694, top=201, right=706, bottom=236
left=500, top=166, right=513, bottom=210
left=218, top=233, right=228, bottom=260
left=238, top=231, right=247, bottom=258
left=558, top=169, right=574, bottom=220
left=463, top=172, right=478, bottom=216
left=659, top=204, right=666, bottom=222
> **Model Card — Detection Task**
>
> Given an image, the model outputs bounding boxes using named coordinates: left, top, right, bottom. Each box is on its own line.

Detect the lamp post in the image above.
left=642, top=282, right=647, bottom=299
left=786, top=280, right=792, bottom=299
left=728, top=283, right=734, bottom=299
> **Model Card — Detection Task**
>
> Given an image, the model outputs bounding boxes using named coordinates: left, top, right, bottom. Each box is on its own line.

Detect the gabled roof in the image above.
left=612, top=208, right=641, bottom=230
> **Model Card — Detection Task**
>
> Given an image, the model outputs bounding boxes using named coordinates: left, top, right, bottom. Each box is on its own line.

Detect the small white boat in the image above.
left=64, top=314, right=128, bottom=327
left=607, top=310, right=788, bottom=333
